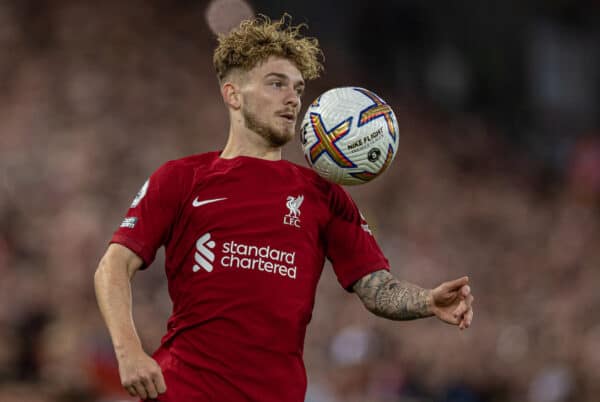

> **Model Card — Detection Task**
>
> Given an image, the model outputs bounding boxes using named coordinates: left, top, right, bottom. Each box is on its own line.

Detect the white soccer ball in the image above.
left=300, top=87, right=399, bottom=185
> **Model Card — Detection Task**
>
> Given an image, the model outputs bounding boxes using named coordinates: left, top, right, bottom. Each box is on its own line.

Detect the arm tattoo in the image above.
left=352, top=270, right=433, bottom=320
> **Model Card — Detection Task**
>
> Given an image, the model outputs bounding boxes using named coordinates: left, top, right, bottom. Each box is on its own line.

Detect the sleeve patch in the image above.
left=131, top=179, right=149, bottom=208
left=120, top=217, right=138, bottom=228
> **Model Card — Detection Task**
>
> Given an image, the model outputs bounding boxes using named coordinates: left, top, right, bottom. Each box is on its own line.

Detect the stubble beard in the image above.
left=242, top=106, right=294, bottom=148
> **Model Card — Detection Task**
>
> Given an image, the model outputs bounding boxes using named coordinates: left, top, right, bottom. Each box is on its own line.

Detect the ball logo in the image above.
left=193, top=232, right=216, bottom=272
left=367, top=148, right=381, bottom=162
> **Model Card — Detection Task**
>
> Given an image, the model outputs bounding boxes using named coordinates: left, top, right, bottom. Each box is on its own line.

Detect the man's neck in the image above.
left=220, top=128, right=283, bottom=161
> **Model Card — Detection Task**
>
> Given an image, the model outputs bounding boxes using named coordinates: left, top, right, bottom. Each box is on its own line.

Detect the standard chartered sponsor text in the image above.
left=221, top=240, right=297, bottom=279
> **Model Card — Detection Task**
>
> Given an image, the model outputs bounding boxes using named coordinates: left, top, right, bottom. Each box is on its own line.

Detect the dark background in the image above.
left=0, top=1, right=599, bottom=401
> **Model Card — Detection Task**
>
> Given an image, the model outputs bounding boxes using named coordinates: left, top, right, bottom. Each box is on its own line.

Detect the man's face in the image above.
left=239, top=57, right=305, bottom=147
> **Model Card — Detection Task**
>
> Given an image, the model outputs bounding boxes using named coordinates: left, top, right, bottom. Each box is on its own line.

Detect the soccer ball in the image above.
left=300, top=87, right=399, bottom=185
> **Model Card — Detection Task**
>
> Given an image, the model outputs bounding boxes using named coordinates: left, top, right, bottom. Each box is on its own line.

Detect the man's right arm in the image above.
left=94, top=243, right=166, bottom=400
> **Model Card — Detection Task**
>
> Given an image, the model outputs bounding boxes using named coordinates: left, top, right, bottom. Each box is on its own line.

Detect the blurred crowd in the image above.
left=0, top=1, right=599, bottom=401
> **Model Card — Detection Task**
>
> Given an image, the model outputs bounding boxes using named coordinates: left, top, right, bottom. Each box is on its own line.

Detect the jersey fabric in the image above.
left=111, top=152, right=389, bottom=402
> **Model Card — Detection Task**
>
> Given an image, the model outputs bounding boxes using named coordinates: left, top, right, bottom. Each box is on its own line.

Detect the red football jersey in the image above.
left=111, top=152, right=389, bottom=401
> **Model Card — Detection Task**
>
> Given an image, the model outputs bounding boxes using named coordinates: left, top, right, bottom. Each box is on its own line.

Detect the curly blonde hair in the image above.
left=213, top=14, right=324, bottom=82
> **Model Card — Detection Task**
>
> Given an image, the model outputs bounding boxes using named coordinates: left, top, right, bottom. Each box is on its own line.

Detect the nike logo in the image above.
left=192, top=197, right=227, bottom=207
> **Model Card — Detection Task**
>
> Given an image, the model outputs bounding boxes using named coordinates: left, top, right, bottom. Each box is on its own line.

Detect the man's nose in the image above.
left=285, top=90, right=300, bottom=108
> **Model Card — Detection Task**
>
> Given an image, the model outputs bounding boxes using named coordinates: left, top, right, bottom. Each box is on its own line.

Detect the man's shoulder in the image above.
left=285, top=160, right=329, bottom=184
left=286, top=160, right=346, bottom=195
left=155, top=151, right=219, bottom=176
left=163, top=151, right=220, bottom=169
left=146, top=152, right=220, bottom=191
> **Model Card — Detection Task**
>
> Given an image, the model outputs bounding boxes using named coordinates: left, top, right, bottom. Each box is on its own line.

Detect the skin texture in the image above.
left=353, top=270, right=433, bottom=320
left=220, top=57, right=305, bottom=160
left=353, top=270, right=474, bottom=329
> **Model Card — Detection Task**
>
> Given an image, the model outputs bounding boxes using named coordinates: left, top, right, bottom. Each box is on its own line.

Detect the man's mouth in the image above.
left=278, top=112, right=295, bottom=122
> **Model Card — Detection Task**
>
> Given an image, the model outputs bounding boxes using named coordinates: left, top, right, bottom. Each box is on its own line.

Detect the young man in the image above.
left=94, top=15, right=474, bottom=402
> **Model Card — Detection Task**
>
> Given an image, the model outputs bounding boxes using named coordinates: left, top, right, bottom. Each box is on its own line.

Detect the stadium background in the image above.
left=0, top=0, right=599, bottom=401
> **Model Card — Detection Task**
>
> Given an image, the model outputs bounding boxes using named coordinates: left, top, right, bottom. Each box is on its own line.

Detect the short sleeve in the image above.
left=324, top=185, right=390, bottom=290
left=110, top=162, right=183, bottom=268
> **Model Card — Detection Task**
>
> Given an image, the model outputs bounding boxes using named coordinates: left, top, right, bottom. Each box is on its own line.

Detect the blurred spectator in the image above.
left=1, top=1, right=599, bottom=401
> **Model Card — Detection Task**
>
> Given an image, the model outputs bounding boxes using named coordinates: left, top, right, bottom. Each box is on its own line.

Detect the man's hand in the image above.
left=429, top=276, right=474, bottom=330
left=352, top=270, right=474, bottom=327
left=117, top=347, right=167, bottom=400
left=95, top=245, right=166, bottom=399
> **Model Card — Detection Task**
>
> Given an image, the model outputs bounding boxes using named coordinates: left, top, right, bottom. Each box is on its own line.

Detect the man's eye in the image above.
left=271, top=81, right=283, bottom=88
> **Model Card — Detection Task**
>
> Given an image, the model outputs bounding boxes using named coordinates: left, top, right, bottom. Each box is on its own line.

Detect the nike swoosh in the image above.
left=192, top=197, right=227, bottom=207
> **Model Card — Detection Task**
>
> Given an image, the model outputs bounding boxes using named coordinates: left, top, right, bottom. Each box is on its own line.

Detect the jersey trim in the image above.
left=110, top=234, right=154, bottom=269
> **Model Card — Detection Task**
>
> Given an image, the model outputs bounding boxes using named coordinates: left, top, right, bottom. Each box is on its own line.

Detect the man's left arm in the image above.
left=352, top=269, right=474, bottom=330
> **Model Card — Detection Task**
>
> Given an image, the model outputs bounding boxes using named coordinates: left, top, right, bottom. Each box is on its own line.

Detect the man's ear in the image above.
left=222, top=82, right=241, bottom=110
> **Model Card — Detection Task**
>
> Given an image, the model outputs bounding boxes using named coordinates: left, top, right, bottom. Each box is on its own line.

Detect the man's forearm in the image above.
left=353, top=270, right=434, bottom=320
left=94, top=256, right=143, bottom=357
